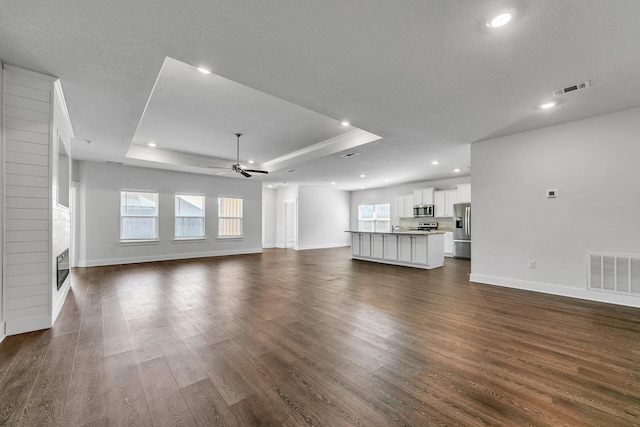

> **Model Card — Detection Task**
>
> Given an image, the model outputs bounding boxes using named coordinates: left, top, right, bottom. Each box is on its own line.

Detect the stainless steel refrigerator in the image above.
left=453, top=203, right=471, bottom=259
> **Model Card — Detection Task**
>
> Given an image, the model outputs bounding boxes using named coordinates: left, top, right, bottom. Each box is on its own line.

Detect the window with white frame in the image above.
left=120, top=191, right=159, bottom=240
left=218, top=197, right=243, bottom=237
left=175, top=194, right=205, bottom=238
left=358, top=203, right=391, bottom=232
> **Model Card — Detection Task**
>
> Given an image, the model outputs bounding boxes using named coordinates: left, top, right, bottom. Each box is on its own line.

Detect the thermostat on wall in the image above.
left=546, top=189, right=558, bottom=198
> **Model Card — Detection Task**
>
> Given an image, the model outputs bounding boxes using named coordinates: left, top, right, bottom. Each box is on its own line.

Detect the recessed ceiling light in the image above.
left=341, top=121, right=350, bottom=127
left=385, top=178, right=390, bottom=182
left=540, top=101, right=556, bottom=109
left=248, top=160, right=254, bottom=164
left=267, top=185, right=272, bottom=188
left=197, top=67, right=211, bottom=74
left=360, top=174, right=365, bottom=178
left=361, top=187, right=365, bottom=190
left=488, top=13, right=512, bottom=28
left=147, top=142, right=157, bottom=147
left=454, top=168, right=461, bottom=173
left=431, top=160, right=439, bottom=165
left=331, top=182, right=336, bottom=185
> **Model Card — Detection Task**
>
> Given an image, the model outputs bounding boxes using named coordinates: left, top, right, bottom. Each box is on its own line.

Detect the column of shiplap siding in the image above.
left=3, top=69, right=52, bottom=334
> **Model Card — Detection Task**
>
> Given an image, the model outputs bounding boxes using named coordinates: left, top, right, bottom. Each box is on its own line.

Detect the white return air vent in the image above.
left=553, top=80, right=590, bottom=97
left=587, top=252, right=640, bottom=296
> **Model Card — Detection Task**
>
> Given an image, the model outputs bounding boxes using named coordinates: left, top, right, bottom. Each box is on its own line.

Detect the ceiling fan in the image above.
left=209, top=133, right=269, bottom=177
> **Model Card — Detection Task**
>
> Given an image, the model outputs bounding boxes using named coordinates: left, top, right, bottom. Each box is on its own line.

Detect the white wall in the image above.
left=0, top=65, right=4, bottom=341
left=51, top=82, right=73, bottom=320
left=262, top=188, right=277, bottom=248
left=77, top=161, right=263, bottom=266
left=350, top=176, right=471, bottom=230
left=297, top=186, right=351, bottom=250
left=471, top=106, right=640, bottom=308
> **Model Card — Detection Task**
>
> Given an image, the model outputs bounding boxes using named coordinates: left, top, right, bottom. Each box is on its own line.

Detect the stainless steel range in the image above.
left=416, top=222, right=438, bottom=232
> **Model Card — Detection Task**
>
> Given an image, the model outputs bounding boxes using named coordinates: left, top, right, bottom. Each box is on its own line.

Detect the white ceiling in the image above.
left=1, top=1, right=640, bottom=190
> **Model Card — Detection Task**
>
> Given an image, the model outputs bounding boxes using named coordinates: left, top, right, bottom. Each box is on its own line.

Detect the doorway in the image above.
left=284, top=200, right=296, bottom=249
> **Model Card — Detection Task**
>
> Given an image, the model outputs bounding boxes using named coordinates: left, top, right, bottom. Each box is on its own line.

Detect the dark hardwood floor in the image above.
left=1, top=247, right=640, bottom=426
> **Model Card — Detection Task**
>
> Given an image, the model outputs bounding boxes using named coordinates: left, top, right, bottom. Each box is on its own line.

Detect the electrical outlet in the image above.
left=546, top=189, right=558, bottom=198
left=528, top=259, right=536, bottom=269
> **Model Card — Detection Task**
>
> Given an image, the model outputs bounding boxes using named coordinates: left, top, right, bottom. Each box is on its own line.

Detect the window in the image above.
left=358, top=203, right=391, bottom=232
left=175, top=194, right=205, bottom=238
left=120, top=191, right=159, bottom=240
left=218, top=197, right=243, bottom=237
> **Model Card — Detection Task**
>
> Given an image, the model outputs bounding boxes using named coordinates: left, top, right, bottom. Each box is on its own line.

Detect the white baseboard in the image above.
left=0, top=322, right=5, bottom=344
left=52, top=279, right=71, bottom=324
left=470, top=273, right=640, bottom=309
left=262, top=244, right=277, bottom=248
left=77, top=248, right=263, bottom=267
left=5, top=315, right=51, bottom=336
left=295, top=243, right=350, bottom=251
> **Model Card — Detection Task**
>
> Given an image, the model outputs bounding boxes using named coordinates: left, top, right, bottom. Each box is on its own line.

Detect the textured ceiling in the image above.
left=1, top=0, right=640, bottom=189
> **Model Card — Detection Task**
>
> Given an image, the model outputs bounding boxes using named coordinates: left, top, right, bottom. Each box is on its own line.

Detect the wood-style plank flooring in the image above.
left=1, top=247, right=640, bottom=426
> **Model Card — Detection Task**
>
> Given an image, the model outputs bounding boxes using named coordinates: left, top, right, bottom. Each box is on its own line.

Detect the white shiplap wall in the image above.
left=2, top=64, right=73, bottom=335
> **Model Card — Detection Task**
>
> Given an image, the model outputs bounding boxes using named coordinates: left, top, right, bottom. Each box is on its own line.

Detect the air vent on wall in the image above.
left=105, top=161, right=123, bottom=165
left=553, top=80, right=590, bottom=97
left=340, top=152, right=358, bottom=158
left=588, top=252, right=640, bottom=295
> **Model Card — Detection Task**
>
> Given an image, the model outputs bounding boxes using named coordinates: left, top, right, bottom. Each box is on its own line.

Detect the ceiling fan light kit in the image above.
left=209, top=133, right=269, bottom=177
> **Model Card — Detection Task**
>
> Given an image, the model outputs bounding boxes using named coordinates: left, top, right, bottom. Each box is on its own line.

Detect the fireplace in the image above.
left=56, top=249, right=70, bottom=290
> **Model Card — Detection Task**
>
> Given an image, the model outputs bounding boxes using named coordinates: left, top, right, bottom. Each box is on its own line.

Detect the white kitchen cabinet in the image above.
left=443, top=232, right=453, bottom=257
left=457, top=183, right=471, bottom=203
left=351, top=233, right=361, bottom=256
left=383, top=234, right=398, bottom=260
left=403, top=194, right=414, bottom=217
left=434, top=191, right=446, bottom=217
left=435, top=190, right=459, bottom=217
left=351, top=233, right=371, bottom=257
left=371, top=234, right=384, bottom=258
left=349, top=231, right=444, bottom=270
left=412, top=235, right=428, bottom=264
left=413, top=187, right=434, bottom=206
left=360, top=233, right=371, bottom=257
left=395, top=194, right=414, bottom=219
left=397, top=234, right=413, bottom=262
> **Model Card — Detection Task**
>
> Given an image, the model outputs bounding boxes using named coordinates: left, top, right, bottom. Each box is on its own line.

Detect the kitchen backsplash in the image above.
left=399, top=217, right=453, bottom=232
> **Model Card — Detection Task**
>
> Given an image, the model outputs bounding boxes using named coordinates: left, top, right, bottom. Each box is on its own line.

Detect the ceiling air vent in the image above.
left=341, top=152, right=358, bottom=158
left=553, top=80, right=590, bottom=97
left=105, top=161, right=123, bottom=165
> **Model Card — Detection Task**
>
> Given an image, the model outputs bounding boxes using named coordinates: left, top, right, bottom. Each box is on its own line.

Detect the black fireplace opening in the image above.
left=57, top=248, right=70, bottom=290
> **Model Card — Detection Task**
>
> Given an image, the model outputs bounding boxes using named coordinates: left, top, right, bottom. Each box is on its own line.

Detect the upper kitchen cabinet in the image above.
left=413, top=187, right=434, bottom=206
left=457, top=183, right=471, bottom=203
left=395, top=193, right=414, bottom=220
left=434, top=189, right=458, bottom=217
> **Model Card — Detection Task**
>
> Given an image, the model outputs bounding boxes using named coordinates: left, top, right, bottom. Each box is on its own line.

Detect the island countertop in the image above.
left=345, top=230, right=446, bottom=235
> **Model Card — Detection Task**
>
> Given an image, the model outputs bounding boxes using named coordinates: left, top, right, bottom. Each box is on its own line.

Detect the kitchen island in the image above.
left=347, top=230, right=445, bottom=269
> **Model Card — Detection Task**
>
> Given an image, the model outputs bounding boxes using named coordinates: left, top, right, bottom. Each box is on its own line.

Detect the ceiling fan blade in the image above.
left=243, top=169, right=268, bottom=174
left=240, top=170, right=251, bottom=177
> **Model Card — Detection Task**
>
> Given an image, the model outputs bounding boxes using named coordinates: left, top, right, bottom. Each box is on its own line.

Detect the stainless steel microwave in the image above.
left=413, top=205, right=434, bottom=217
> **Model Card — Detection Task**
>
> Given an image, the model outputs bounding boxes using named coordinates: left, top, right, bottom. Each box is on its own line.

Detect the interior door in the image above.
left=284, top=201, right=296, bottom=248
